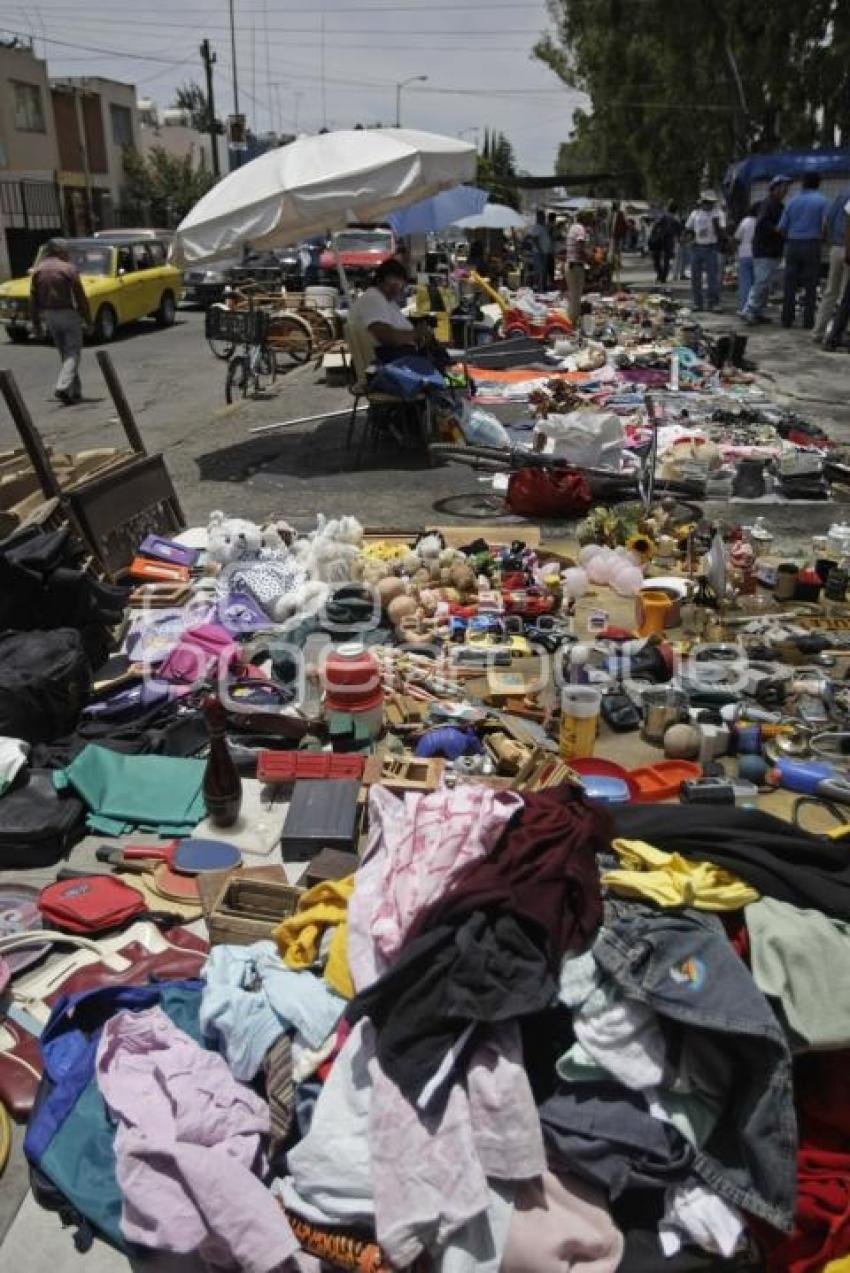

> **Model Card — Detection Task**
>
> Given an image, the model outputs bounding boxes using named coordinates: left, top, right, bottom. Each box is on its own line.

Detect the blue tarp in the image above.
left=725, top=148, right=850, bottom=191
left=386, top=185, right=488, bottom=236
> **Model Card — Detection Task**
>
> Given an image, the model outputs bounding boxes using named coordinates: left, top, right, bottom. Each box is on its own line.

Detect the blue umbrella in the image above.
left=386, top=184, right=488, bottom=235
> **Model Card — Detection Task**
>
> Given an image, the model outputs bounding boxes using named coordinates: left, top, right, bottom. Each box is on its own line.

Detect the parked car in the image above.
left=182, top=257, right=241, bottom=308
left=319, top=225, right=397, bottom=285
left=184, top=248, right=304, bottom=307
left=0, top=236, right=182, bottom=343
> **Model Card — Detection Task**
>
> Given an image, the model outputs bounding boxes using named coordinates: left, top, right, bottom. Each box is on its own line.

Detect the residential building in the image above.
left=138, top=99, right=216, bottom=173
left=50, top=76, right=138, bottom=235
left=0, top=40, right=62, bottom=277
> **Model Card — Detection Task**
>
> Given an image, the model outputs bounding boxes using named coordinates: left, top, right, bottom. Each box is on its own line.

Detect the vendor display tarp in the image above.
left=172, top=129, right=477, bottom=266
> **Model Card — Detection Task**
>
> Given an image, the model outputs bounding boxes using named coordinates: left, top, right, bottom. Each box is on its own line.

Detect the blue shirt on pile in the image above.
left=779, top=190, right=829, bottom=241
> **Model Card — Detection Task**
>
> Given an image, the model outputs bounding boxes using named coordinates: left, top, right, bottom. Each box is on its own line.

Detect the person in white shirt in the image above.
left=350, top=257, right=450, bottom=372
left=685, top=191, right=726, bottom=312
left=565, top=210, right=594, bottom=327
left=733, top=204, right=758, bottom=316
left=350, top=258, right=416, bottom=360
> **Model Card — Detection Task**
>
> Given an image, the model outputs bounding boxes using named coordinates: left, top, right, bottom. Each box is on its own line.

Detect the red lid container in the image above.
left=323, top=642, right=383, bottom=712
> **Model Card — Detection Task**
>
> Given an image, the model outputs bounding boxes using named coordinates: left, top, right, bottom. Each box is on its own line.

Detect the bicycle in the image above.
left=206, top=283, right=317, bottom=368
left=428, top=441, right=705, bottom=523
left=221, top=307, right=278, bottom=404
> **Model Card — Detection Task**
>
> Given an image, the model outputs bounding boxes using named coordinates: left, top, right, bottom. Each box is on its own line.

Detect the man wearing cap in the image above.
left=29, top=238, right=91, bottom=404
left=779, top=172, right=829, bottom=328
left=741, top=175, right=790, bottom=325
left=684, top=191, right=726, bottom=312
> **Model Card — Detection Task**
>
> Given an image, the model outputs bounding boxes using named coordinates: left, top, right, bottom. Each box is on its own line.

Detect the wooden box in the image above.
left=208, top=876, right=303, bottom=947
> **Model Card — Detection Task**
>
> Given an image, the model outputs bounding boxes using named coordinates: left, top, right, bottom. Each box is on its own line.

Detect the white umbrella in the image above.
left=452, top=203, right=528, bottom=231
left=172, top=128, right=477, bottom=266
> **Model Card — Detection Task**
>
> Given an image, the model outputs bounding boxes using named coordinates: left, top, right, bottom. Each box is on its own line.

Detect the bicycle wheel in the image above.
left=225, top=355, right=253, bottom=404
left=256, top=346, right=278, bottom=387
left=206, top=304, right=236, bottom=360
left=269, top=313, right=313, bottom=366
left=432, top=492, right=512, bottom=519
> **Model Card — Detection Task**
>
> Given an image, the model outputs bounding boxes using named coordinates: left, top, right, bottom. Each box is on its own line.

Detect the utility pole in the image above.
left=200, top=39, right=220, bottom=178
left=229, top=0, right=239, bottom=114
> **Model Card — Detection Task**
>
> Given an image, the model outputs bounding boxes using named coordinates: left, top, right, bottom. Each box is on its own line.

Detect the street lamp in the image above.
left=395, top=75, right=427, bottom=127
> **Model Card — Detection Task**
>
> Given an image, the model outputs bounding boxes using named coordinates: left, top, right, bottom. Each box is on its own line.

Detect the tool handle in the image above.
left=56, top=867, right=106, bottom=880
left=121, top=841, right=176, bottom=862
left=94, top=847, right=153, bottom=873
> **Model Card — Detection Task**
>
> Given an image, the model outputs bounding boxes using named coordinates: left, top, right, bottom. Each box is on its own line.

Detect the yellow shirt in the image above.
left=602, top=839, right=759, bottom=911
left=274, top=875, right=355, bottom=999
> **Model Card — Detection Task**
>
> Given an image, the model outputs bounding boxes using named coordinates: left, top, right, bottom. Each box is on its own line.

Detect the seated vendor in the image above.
left=351, top=258, right=450, bottom=371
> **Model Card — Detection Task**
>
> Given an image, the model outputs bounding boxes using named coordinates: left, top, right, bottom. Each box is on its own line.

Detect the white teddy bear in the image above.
left=207, top=511, right=327, bottom=624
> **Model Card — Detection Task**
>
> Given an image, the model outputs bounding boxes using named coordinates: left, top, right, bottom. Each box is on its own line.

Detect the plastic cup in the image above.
left=560, top=687, right=601, bottom=759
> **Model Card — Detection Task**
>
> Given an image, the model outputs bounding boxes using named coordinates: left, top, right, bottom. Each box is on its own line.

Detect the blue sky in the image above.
left=2, top=0, right=587, bottom=173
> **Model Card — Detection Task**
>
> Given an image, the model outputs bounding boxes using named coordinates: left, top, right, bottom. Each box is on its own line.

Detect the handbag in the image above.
left=506, top=466, right=593, bottom=518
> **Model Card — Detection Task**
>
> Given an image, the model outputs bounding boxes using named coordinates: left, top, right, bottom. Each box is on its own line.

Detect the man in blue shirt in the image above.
left=779, top=172, right=829, bottom=328
left=814, top=188, right=850, bottom=343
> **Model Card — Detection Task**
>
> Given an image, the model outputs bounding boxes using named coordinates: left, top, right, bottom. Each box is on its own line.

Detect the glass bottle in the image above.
left=202, top=695, right=242, bottom=827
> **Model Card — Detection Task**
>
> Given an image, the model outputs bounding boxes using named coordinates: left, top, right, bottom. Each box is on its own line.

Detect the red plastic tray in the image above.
left=628, top=760, right=702, bottom=802
left=257, top=751, right=365, bottom=783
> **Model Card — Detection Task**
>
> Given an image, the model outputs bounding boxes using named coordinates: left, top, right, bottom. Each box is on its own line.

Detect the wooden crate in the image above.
left=207, top=876, right=304, bottom=946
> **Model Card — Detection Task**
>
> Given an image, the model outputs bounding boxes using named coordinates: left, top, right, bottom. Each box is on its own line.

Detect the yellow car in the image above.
left=0, top=236, right=183, bottom=344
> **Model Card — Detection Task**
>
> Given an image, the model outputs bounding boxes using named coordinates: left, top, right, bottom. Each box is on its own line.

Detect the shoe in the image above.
left=54, top=389, right=70, bottom=403
left=743, top=314, right=756, bottom=326
left=813, top=332, right=824, bottom=344
left=823, top=343, right=841, bottom=353
left=756, top=315, right=773, bottom=324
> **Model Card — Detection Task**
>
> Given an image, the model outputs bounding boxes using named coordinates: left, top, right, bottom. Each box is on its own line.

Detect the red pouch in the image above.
left=506, top=466, right=592, bottom=518
left=39, top=875, right=147, bottom=934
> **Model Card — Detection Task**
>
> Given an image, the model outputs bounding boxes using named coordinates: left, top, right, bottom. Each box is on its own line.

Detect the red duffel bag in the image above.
left=506, top=466, right=593, bottom=518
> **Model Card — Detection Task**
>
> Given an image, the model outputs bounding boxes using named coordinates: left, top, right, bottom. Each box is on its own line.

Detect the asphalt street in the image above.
left=0, top=267, right=848, bottom=545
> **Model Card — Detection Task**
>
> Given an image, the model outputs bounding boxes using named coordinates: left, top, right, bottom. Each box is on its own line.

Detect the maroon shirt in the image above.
left=30, top=257, right=88, bottom=315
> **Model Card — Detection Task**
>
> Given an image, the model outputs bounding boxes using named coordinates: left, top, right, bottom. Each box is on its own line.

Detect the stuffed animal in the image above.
left=207, top=510, right=326, bottom=623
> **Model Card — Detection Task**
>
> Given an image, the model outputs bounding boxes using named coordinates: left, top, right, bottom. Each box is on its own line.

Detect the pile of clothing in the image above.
left=23, top=781, right=850, bottom=1272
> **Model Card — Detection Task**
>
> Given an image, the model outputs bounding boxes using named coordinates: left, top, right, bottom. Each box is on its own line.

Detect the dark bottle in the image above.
left=202, top=695, right=242, bottom=827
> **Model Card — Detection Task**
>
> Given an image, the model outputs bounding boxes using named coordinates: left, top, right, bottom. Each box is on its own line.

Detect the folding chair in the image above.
left=344, top=321, right=433, bottom=461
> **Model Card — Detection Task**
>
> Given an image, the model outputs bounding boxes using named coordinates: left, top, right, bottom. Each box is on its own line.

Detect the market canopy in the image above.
left=452, top=203, right=528, bottom=230
left=172, top=128, right=477, bottom=266
left=385, top=185, right=488, bottom=236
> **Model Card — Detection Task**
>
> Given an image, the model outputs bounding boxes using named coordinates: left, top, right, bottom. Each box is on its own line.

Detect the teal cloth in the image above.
left=53, top=744, right=206, bottom=836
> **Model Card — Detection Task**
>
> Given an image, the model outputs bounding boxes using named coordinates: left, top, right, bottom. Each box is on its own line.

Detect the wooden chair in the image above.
left=344, top=320, right=433, bottom=462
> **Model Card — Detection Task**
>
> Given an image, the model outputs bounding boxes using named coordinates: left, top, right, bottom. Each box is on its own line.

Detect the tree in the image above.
left=172, top=82, right=222, bottom=135
left=535, top=0, right=850, bottom=209
left=476, top=129, right=520, bottom=208
left=121, top=145, right=216, bottom=228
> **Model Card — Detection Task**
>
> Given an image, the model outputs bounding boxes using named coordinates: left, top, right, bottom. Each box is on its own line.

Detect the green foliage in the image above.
left=536, top=0, right=850, bottom=207
left=172, top=81, right=223, bottom=135
left=476, top=130, right=520, bottom=208
left=121, top=145, right=216, bottom=228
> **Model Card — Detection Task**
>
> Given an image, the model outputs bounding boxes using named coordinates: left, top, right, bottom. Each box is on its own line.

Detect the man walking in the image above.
left=824, top=195, right=850, bottom=353
left=648, top=202, right=680, bottom=283
left=813, top=186, right=850, bottom=343
left=685, top=191, right=725, bottom=312
left=779, top=172, right=829, bottom=328
left=565, top=210, right=594, bottom=329
left=741, top=174, right=789, bottom=325
left=29, top=238, right=91, bottom=404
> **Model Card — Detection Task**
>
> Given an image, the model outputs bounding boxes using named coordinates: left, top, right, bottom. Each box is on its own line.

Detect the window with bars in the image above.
left=12, top=81, right=45, bottom=132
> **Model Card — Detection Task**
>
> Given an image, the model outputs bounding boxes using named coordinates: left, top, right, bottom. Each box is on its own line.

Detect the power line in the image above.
left=0, top=27, right=191, bottom=62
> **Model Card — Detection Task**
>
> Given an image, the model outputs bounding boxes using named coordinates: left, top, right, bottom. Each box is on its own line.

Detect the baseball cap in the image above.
left=699, top=189, right=718, bottom=203
left=769, top=174, right=791, bottom=187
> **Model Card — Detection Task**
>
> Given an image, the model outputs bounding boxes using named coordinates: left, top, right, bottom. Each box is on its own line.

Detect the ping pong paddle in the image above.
left=96, top=839, right=241, bottom=875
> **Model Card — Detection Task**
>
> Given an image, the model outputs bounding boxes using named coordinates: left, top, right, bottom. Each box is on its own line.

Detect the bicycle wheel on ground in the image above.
left=209, top=335, right=236, bottom=360
left=268, top=313, right=313, bottom=366
left=225, top=355, right=254, bottom=404
left=432, top=492, right=513, bottom=519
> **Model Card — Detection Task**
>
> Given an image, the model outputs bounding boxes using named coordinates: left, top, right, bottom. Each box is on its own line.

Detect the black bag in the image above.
left=0, top=629, right=91, bottom=744
left=0, top=769, right=85, bottom=868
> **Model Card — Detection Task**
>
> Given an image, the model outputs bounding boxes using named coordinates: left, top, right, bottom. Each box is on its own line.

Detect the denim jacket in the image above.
left=592, top=904, right=796, bottom=1232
